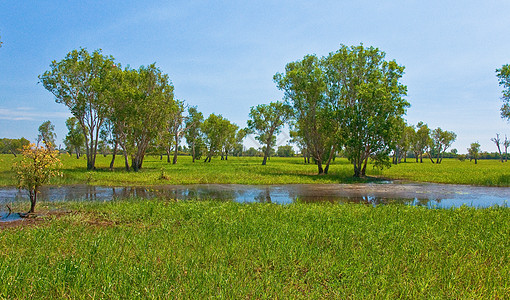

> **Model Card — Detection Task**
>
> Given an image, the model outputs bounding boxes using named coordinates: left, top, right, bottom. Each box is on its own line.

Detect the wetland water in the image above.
left=1, top=182, right=509, bottom=219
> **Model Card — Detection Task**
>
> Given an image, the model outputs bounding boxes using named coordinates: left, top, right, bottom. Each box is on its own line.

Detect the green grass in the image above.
left=1, top=154, right=510, bottom=186
left=0, top=200, right=509, bottom=298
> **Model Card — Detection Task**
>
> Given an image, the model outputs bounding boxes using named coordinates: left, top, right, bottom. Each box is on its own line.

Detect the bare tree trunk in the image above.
left=110, top=142, right=118, bottom=170
left=173, top=135, right=179, bottom=164
left=324, top=145, right=336, bottom=174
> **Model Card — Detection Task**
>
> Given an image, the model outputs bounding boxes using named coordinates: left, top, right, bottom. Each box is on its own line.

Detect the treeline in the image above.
left=32, top=44, right=510, bottom=177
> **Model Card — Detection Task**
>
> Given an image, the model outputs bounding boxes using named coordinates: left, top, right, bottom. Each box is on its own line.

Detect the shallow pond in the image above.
left=1, top=181, right=509, bottom=219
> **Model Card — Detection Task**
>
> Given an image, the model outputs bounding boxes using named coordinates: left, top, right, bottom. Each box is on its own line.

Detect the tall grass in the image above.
left=0, top=200, right=508, bottom=298
left=1, top=154, right=510, bottom=186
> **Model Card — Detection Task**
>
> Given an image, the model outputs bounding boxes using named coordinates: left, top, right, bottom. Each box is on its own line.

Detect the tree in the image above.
left=393, top=122, right=414, bottom=164
left=201, top=114, right=235, bottom=162
left=247, top=101, right=292, bottom=165
left=277, top=145, right=295, bottom=157
left=412, top=122, right=431, bottom=163
left=39, top=48, right=116, bottom=170
left=184, top=106, right=204, bottom=162
left=491, top=133, right=504, bottom=162
left=12, top=144, right=62, bottom=214
left=38, top=120, right=56, bottom=150
left=108, top=64, right=175, bottom=171
left=167, top=100, right=186, bottom=164
left=274, top=54, right=336, bottom=174
left=429, top=128, right=457, bottom=164
left=467, top=142, right=481, bottom=164
left=496, top=64, right=510, bottom=120
left=325, top=44, right=409, bottom=177
left=64, top=117, right=85, bottom=159
left=0, top=138, right=30, bottom=157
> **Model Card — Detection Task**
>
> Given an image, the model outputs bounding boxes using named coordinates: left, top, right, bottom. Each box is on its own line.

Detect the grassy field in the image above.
left=0, top=200, right=509, bottom=298
left=1, top=153, right=510, bottom=186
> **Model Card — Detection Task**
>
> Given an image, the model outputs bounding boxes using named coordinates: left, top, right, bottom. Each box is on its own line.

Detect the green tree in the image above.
left=167, top=100, right=186, bottom=164
left=496, top=64, right=510, bottom=120
left=277, top=145, right=295, bottom=157
left=274, top=55, right=337, bottom=174
left=247, top=101, right=292, bottom=165
left=429, top=128, right=457, bottom=164
left=108, top=64, right=175, bottom=171
left=393, top=124, right=415, bottom=164
left=202, top=114, right=235, bottom=162
left=412, top=122, right=431, bottom=163
left=37, top=120, right=56, bottom=150
left=184, top=106, right=204, bottom=163
left=467, top=142, right=481, bottom=164
left=12, top=144, right=62, bottom=214
left=0, top=138, right=30, bottom=157
left=39, top=48, right=116, bottom=170
left=325, top=44, right=409, bottom=177
left=64, top=117, right=85, bottom=159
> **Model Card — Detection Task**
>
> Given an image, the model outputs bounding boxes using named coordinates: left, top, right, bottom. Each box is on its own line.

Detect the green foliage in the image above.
left=37, top=120, right=56, bottom=150
left=64, top=117, right=85, bottom=158
left=277, top=145, right=295, bottom=157
left=39, top=48, right=117, bottom=170
left=467, top=142, right=481, bottom=164
left=247, top=101, right=292, bottom=165
left=201, top=114, right=238, bottom=162
left=185, top=106, right=204, bottom=162
left=496, top=64, right=510, bottom=120
left=430, top=127, right=457, bottom=164
left=0, top=200, right=509, bottom=298
left=0, top=137, right=30, bottom=156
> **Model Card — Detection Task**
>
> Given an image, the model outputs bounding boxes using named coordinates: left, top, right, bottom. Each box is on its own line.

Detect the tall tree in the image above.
left=64, top=117, right=85, bottom=159
left=247, top=101, right=292, bottom=165
left=37, top=120, right=56, bottom=150
left=108, top=64, right=175, bottom=171
left=496, top=64, right=510, bottom=120
left=167, top=100, right=186, bottom=164
left=412, top=122, right=431, bottom=163
left=491, top=133, right=504, bottom=162
left=39, top=48, right=116, bottom=170
left=430, top=128, right=457, bottom=164
left=184, top=106, right=204, bottom=163
left=325, top=44, right=409, bottom=177
left=274, top=55, right=336, bottom=174
left=202, top=114, right=234, bottom=162
left=467, top=142, right=481, bottom=164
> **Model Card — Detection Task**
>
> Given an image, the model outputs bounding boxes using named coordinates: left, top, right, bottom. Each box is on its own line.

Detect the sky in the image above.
left=1, top=0, right=510, bottom=153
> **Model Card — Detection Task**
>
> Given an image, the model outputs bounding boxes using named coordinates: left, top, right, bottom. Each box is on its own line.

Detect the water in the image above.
left=0, top=182, right=509, bottom=219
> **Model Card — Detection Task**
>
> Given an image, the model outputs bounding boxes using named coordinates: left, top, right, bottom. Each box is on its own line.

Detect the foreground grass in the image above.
left=1, top=154, right=510, bottom=186
left=1, top=200, right=509, bottom=298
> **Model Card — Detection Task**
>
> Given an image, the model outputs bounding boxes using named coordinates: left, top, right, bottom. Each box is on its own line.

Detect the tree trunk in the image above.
left=324, top=145, right=336, bottom=174
left=191, top=144, right=196, bottom=163
left=361, top=157, right=369, bottom=177
left=428, top=152, right=435, bottom=164
left=166, top=147, right=171, bottom=163
left=28, top=188, right=37, bottom=213
left=122, top=149, right=130, bottom=171
left=475, top=158, right=478, bottom=164
left=173, top=135, right=179, bottom=164
left=110, top=143, right=118, bottom=170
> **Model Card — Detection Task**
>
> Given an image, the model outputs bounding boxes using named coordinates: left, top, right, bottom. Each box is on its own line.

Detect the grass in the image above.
left=0, top=199, right=509, bottom=298
left=1, top=154, right=510, bottom=186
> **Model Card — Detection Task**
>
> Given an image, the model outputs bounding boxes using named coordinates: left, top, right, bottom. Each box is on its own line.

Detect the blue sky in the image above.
left=1, top=0, right=509, bottom=153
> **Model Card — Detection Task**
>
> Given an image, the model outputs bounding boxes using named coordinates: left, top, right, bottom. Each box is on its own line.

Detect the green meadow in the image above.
left=1, top=154, right=510, bottom=187
left=1, top=200, right=509, bottom=298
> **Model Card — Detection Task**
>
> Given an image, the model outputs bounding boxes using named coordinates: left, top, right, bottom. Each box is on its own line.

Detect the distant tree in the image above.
left=412, top=122, right=431, bottom=163
left=467, top=142, right=481, bottom=164
left=39, top=48, right=117, bottom=170
left=64, top=117, right=85, bottom=159
left=12, top=144, right=62, bottom=214
left=37, top=120, right=56, bottom=150
left=244, top=147, right=261, bottom=156
left=247, top=101, right=292, bottom=165
left=393, top=123, right=414, bottom=164
left=184, top=106, right=204, bottom=163
left=430, top=128, right=457, bottom=164
left=491, top=133, right=504, bottom=162
left=202, top=114, right=228, bottom=162
left=504, top=135, right=509, bottom=162
left=277, top=145, right=295, bottom=157
left=0, top=138, right=30, bottom=157
left=496, top=64, right=510, bottom=120
left=221, top=122, right=239, bottom=160
left=167, top=99, right=186, bottom=164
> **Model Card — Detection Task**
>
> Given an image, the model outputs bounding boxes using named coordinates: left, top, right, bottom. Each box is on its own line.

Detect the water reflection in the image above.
left=0, top=183, right=509, bottom=212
